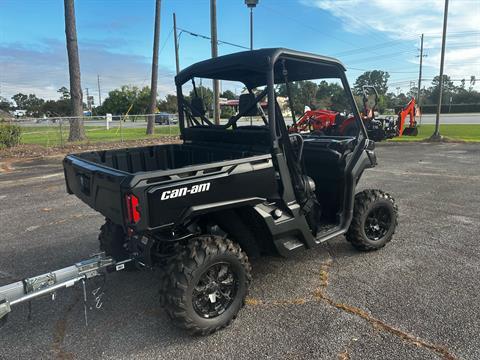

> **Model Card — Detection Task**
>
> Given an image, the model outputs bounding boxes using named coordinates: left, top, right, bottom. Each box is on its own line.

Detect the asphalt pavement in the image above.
left=0, top=142, right=479, bottom=359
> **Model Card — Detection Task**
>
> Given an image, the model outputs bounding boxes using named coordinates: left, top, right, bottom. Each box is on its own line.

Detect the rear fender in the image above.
left=178, top=198, right=265, bottom=225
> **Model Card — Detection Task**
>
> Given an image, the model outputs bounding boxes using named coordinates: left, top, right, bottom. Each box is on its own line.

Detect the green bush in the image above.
left=0, top=124, right=22, bottom=148
left=220, top=106, right=235, bottom=119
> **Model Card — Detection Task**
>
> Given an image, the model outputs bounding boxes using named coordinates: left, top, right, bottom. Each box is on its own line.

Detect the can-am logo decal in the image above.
left=160, top=182, right=211, bottom=200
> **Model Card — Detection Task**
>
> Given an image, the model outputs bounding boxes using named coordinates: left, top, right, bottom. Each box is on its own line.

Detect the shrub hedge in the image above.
left=0, top=124, right=22, bottom=149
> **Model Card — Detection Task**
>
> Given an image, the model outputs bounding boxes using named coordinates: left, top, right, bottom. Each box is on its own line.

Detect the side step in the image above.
left=0, top=253, right=132, bottom=325
left=274, top=236, right=305, bottom=256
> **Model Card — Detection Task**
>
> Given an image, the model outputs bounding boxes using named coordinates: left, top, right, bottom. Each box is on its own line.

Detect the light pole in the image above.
left=245, top=0, right=259, bottom=50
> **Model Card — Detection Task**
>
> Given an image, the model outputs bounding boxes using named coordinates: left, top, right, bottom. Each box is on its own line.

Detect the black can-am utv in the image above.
left=61, top=48, right=398, bottom=334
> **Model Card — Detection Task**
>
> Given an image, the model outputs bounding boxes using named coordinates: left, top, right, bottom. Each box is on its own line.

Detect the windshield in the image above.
left=179, top=78, right=269, bottom=129
left=279, top=76, right=359, bottom=138
left=177, top=56, right=360, bottom=138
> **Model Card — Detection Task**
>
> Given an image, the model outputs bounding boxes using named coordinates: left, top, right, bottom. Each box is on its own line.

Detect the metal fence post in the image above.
left=120, top=116, right=123, bottom=142
left=59, top=119, right=64, bottom=148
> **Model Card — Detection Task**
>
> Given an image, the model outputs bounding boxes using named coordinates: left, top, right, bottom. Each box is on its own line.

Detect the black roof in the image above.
left=175, top=48, right=346, bottom=88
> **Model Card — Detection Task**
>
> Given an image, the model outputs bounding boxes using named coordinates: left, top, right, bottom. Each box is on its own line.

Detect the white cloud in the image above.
left=0, top=39, right=175, bottom=102
left=302, top=0, right=480, bottom=84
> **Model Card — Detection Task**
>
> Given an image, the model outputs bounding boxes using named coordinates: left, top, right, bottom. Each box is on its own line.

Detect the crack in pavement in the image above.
left=246, top=254, right=457, bottom=360
left=313, top=290, right=456, bottom=360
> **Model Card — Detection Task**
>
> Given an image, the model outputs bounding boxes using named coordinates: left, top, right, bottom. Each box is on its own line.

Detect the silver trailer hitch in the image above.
left=0, top=252, right=132, bottom=326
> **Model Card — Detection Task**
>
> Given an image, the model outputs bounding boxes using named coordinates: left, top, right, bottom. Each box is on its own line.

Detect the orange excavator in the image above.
left=288, top=85, right=418, bottom=141
left=395, top=97, right=418, bottom=136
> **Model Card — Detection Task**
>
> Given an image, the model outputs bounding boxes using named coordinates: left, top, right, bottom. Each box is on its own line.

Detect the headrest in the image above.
left=191, top=97, right=206, bottom=117
left=239, top=93, right=258, bottom=116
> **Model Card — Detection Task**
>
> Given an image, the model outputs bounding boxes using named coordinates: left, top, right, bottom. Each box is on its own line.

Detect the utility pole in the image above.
left=210, top=0, right=220, bottom=125
left=416, top=33, right=425, bottom=106
left=97, top=74, right=102, bottom=106
left=64, top=0, right=86, bottom=141
left=85, top=87, right=91, bottom=112
left=147, top=0, right=161, bottom=135
left=432, top=0, right=449, bottom=140
left=173, top=13, right=180, bottom=75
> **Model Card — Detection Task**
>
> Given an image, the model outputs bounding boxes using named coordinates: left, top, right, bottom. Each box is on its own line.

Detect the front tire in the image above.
left=346, top=190, right=398, bottom=251
left=160, top=236, right=251, bottom=335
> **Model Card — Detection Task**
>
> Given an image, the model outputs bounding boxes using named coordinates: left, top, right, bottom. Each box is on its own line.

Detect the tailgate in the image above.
left=63, top=155, right=129, bottom=225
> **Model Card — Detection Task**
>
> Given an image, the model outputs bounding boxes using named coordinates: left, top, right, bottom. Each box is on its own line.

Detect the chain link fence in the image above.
left=10, top=114, right=179, bottom=147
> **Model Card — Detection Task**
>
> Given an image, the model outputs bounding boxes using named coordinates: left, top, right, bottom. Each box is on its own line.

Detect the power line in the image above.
left=177, top=27, right=250, bottom=50
left=423, top=30, right=480, bottom=37
left=335, top=31, right=478, bottom=58
left=335, top=41, right=416, bottom=57
left=347, top=67, right=418, bottom=74
left=159, top=27, right=173, bottom=55
left=346, top=49, right=419, bottom=65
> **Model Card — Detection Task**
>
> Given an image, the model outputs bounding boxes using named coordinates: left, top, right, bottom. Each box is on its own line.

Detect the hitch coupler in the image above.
left=0, top=253, right=131, bottom=324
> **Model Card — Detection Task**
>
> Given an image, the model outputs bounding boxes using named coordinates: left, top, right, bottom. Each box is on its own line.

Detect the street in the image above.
left=0, top=142, right=479, bottom=359
left=417, top=113, right=480, bottom=124
left=13, top=113, right=480, bottom=130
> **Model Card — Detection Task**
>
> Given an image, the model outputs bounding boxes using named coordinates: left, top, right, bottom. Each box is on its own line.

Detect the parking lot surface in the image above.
left=0, top=142, right=479, bottom=360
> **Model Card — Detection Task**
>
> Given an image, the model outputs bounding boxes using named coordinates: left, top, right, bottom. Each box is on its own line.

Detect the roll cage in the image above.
left=175, top=48, right=368, bottom=150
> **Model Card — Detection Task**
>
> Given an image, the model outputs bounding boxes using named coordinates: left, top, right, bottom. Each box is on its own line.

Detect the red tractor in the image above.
left=288, top=85, right=418, bottom=141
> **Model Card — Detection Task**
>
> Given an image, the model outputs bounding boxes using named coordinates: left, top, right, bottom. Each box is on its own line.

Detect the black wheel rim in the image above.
left=364, top=205, right=392, bottom=241
left=192, top=262, right=239, bottom=319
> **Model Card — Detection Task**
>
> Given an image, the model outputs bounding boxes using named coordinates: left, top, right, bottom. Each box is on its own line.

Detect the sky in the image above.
left=0, top=0, right=479, bottom=103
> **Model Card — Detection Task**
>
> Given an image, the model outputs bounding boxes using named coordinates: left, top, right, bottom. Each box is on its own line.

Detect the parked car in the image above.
left=155, top=112, right=177, bottom=125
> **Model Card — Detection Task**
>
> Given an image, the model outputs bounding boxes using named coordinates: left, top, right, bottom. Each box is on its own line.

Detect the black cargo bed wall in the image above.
left=77, top=143, right=264, bottom=174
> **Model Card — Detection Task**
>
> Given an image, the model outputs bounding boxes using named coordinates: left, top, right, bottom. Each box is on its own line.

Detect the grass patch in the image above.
left=20, top=125, right=180, bottom=147
left=390, top=124, right=480, bottom=142
left=18, top=124, right=480, bottom=146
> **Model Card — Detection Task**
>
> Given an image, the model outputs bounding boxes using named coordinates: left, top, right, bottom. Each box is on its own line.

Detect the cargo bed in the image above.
left=63, top=141, right=277, bottom=231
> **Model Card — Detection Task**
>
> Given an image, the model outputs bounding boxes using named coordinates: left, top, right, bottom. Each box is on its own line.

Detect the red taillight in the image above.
left=125, top=194, right=141, bottom=224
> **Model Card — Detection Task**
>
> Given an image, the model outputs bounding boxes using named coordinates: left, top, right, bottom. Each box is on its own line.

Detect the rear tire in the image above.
left=346, top=190, right=398, bottom=251
left=98, top=219, right=130, bottom=261
left=160, top=235, right=251, bottom=335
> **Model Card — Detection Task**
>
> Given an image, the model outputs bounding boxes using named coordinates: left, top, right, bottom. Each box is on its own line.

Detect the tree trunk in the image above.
left=64, top=0, right=85, bottom=141
left=147, top=0, right=162, bottom=135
